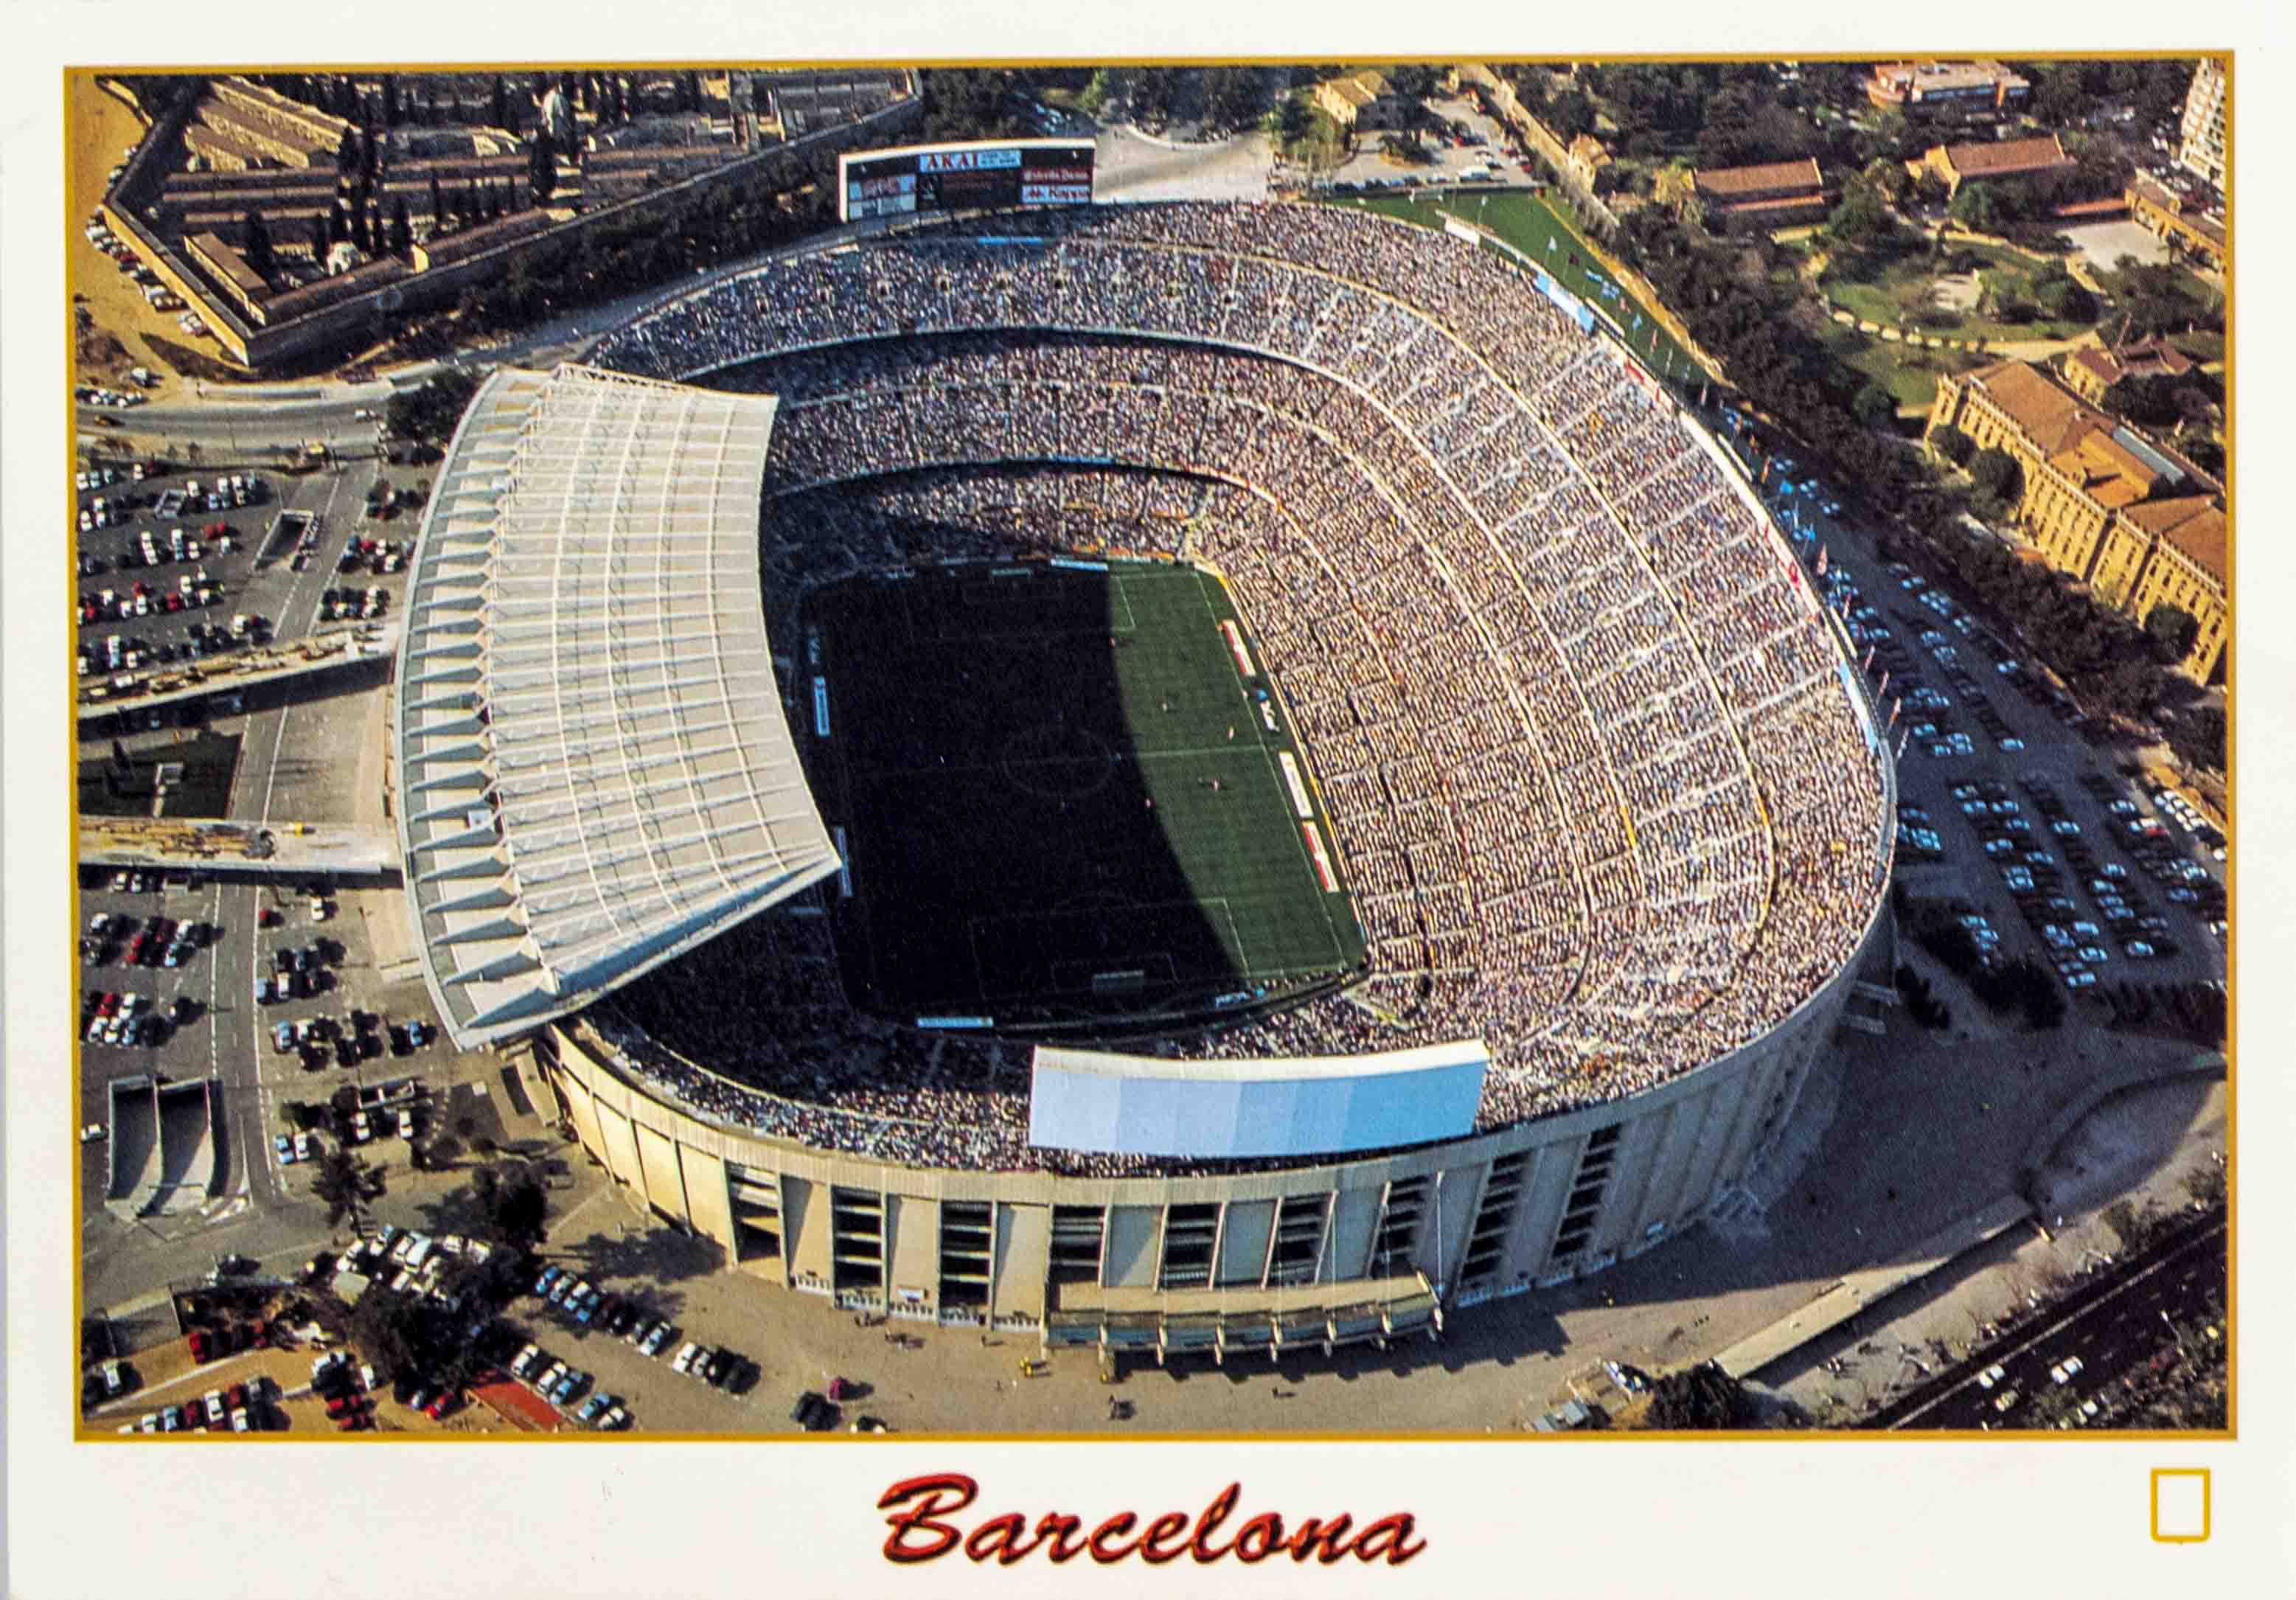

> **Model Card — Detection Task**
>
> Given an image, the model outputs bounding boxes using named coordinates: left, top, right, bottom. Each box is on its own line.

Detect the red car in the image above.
left=225, top=1382, right=248, bottom=1411
left=187, top=1329, right=210, bottom=1363
left=424, top=1391, right=459, bottom=1421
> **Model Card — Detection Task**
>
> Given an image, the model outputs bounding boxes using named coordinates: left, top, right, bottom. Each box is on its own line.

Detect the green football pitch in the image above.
left=801, top=559, right=1366, bottom=1032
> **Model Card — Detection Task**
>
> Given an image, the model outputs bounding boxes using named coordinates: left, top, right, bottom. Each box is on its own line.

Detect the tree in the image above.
left=310, top=1144, right=375, bottom=1234
left=467, top=1161, right=551, bottom=1251
left=308, top=212, right=330, bottom=259
left=2168, top=704, right=2225, bottom=773
left=386, top=367, right=482, bottom=443
left=1853, top=383, right=1897, bottom=429
left=529, top=131, right=558, bottom=204
left=490, top=73, right=510, bottom=132
left=335, top=126, right=360, bottom=178
left=1948, top=181, right=2000, bottom=232
left=383, top=74, right=402, bottom=127
left=1825, top=178, right=1900, bottom=257
left=1203, top=66, right=1261, bottom=133
left=1643, top=1363, right=1762, bottom=1429
left=361, top=124, right=380, bottom=182
left=2144, top=602, right=2200, bottom=663
left=2030, top=64, right=2091, bottom=130
left=1930, top=425, right=1977, bottom=467
left=1078, top=66, right=1124, bottom=116
left=1853, top=108, right=1912, bottom=166
left=1132, top=66, right=1175, bottom=127
left=2031, top=262, right=2091, bottom=322
left=429, top=173, right=447, bottom=233
left=1545, top=88, right=1596, bottom=141
left=1969, top=446, right=2022, bottom=506
left=389, top=196, right=413, bottom=257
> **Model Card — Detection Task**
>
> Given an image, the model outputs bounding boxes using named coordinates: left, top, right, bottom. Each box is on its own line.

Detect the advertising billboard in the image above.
left=838, top=138, right=1098, bottom=222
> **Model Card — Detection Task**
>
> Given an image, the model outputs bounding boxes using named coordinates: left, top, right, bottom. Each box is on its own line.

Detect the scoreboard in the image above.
left=839, top=138, right=1097, bottom=223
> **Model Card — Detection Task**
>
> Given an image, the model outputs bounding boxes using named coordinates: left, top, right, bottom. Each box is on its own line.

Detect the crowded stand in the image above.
left=589, top=201, right=1890, bottom=1175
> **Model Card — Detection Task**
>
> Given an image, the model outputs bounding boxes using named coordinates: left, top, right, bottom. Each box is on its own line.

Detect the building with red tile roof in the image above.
left=1914, top=133, right=2076, bottom=197
left=1927, top=358, right=2225, bottom=681
left=1690, top=157, right=1827, bottom=228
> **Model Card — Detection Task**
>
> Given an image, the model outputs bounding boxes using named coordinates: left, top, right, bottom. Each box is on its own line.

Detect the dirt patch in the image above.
left=1930, top=274, right=1982, bottom=313
left=142, top=333, right=257, bottom=386
left=77, top=319, right=133, bottom=377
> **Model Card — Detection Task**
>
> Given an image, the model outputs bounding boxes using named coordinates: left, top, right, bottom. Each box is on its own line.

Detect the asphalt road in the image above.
left=1871, top=1206, right=2225, bottom=1430
left=79, top=394, right=378, bottom=458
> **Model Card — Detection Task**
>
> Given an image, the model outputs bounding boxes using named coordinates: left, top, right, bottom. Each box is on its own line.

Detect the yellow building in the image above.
left=1928, top=359, right=2226, bottom=681
left=1566, top=133, right=1611, bottom=185
left=2122, top=498, right=2227, bottom=680
left=2060, top=335, right=2195, bottom=406
left=1912, top=133, right=2074, bottom=198
left=1313, top=71, right=1405, bottom=131
left=2126, top=173, right=2226, bottom=272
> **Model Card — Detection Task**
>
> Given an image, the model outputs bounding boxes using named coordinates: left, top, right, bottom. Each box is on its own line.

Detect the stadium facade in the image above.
left=400, top=202, right=1896, bottom=1358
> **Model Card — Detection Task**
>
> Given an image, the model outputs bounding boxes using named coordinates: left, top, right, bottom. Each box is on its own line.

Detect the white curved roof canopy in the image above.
left=394, top=364, right=839, bottom=1050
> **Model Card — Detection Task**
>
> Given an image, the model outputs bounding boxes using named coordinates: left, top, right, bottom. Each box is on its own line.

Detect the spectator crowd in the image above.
left=589, top=201, right=1890, bottom=1177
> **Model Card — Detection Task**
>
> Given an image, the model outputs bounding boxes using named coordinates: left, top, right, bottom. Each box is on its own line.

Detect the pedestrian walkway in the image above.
left=1710, top=1192, right=2036, bottom=1379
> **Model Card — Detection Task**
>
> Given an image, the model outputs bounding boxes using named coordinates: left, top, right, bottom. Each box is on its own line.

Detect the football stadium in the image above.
left=394, top=197, right=1896, bottom=1358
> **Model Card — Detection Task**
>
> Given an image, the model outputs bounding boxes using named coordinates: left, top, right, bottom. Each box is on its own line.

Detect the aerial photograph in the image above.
left=69, top=56, right=2228, bottom=1441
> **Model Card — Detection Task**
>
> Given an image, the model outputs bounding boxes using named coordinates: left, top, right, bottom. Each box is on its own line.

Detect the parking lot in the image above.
left=74, top=451, right=423, bottom=704
left=1734, top=432, right=2227, bottom=1007
left=1322, top=91, right=1534, bottom=195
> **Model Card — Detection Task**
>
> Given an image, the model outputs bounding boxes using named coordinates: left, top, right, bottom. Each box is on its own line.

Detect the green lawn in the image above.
left=1332, top=189, right=1703, bottom=389
left=1829, top=328, right=1981, bottom=417
left=805, top=560, right=1363, bottom=1028
left=1821, top=240, right=2098, bottom=344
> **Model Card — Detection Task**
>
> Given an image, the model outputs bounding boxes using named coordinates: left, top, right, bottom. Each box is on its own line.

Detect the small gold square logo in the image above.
left=2151, top=1468, right=2210, bottom=1543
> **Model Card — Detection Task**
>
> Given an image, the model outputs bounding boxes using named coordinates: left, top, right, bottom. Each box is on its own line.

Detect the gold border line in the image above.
left=66, top=52, right=2234, bottom=1445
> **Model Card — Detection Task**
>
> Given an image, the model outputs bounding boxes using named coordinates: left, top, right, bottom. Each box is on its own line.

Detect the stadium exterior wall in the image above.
left=537, top=902, right=1885, bottom=1348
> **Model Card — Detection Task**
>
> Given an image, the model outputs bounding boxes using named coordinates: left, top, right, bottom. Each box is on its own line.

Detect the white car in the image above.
left=1975, top=1363, right=2005, bottom=1390
left=671, top=1341, right=700, bottom=1375
left=2050, top=1356, right=2085, bottom=1385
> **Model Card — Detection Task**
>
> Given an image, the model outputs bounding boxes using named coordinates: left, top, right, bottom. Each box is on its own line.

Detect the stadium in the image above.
left=392, top=195, right=1896, bottom=1360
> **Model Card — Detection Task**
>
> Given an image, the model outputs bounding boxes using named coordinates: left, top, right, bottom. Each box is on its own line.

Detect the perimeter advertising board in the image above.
left=839, top=138, right=1098, bottom=222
